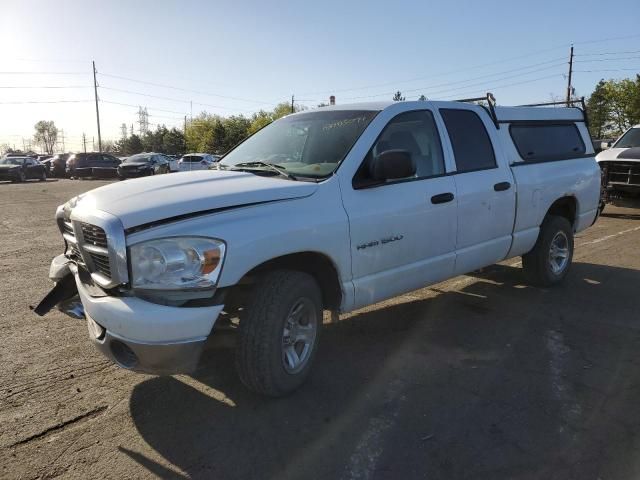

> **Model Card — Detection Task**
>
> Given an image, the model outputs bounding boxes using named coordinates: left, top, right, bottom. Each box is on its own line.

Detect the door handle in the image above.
left=494, top=181, right=511, bottom=191
left=431, top=192, right=455, bottom=204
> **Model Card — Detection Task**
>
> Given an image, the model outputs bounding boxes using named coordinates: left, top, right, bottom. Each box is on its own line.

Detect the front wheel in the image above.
left=236, top=270, right=322, bottom=397
left=39, top=170, right=47, bottom=181
left=522, top=215, right=574, bottom=287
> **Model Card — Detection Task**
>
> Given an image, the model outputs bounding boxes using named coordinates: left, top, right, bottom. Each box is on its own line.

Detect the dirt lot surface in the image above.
left=1, top=178, right=640, bottom=479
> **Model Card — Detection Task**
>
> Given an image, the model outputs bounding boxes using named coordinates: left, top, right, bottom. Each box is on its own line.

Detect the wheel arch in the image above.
left=544, top=195, right=578, bottom=228
left=231, top=251, right=343, bottom=311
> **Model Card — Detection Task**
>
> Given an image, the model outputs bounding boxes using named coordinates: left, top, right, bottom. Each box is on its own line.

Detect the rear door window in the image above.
left=440, top=109, right=497, bottom=172
left=510, top=123, right=586, bottom=162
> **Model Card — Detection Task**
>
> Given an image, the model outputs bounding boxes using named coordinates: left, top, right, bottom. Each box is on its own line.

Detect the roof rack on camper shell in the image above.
left=452, top=92, right=589, bottom=131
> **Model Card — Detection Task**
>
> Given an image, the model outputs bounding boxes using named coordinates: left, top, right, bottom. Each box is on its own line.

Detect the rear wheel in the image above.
left=236, top=270, right=322, bottom=397
left=522, top=215, right=574, bottom=287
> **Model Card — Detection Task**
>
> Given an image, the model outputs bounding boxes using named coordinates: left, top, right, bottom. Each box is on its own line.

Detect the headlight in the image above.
left=129, top=237, right=225, bottom=291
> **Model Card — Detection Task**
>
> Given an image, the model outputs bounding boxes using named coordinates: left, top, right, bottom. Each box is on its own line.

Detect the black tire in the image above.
left=236, top=270, right=322, bottom=397
left=522, top=215, right=574, bottom=287
left=39, top=170, right=47, bottom=182
left=17, top=171, right=26, bottom=183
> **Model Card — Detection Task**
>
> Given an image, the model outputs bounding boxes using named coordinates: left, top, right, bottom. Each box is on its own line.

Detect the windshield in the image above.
left=220, top=110, right=378, bottom=179
left=124, top=154, right=153, bottom=163
left=0, top=158, right=24, bottom=165
left=615, top=128, right=640, bottom=148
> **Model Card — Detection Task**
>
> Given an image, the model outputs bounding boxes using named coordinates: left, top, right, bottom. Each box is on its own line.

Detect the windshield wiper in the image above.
left=231, top=161, right=298, bottom=180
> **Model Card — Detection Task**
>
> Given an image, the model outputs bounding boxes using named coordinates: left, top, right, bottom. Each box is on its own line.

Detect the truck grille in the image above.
left=59, top=219, right=112, bottom=282
left=601, top=161, right=640, bottom=186
left=81, top=223, right=108, bottom=248
left=87, top=251, right=111, bottom=277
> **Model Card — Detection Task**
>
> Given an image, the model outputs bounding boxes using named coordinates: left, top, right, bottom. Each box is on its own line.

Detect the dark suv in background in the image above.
left=67, top=153, right=120, bottom=179
left=117, top=152, right=171, bottom=179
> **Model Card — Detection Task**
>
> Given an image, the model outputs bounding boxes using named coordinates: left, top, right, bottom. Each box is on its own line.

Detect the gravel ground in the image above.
left=1, top=178, right=640, bottom=480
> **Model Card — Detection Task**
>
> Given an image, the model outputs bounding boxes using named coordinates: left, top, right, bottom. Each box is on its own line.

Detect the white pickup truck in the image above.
left=36, top=95, right=601, bottom=396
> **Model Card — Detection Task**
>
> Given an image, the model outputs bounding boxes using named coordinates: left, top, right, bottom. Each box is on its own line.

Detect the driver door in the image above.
left=340, top=109, right=458, bottom=309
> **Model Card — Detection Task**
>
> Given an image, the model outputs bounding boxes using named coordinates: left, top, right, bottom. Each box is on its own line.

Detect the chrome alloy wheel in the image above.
left=548, top=231, right=570, bottom=274
left=281, top=298, right=317, bottom=374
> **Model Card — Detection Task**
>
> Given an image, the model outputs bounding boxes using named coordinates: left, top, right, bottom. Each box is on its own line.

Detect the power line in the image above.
left=99, top=85, right=239, bottom=110
left=0, top=99, right=92, bottom=104
left=0, top=71, right=87, bottom=75
left=100, top=99, right=188, bottom=115
left=300, top=50, right=570, bottom=97
left=0, top=85, right=91, bottom=89
left=340, top=62, right=566, bottom=101
left=575, top=56, right=640, bottom=63
left=98, top=85, right=264, bottom=113
left=573, top=33, right=640, bottom=45
left=439, top=73, right=564, bottom=101
left=573, top=67, right=640, bottom=73
left=575, top=49, right=640, bottom=57
left=98, top=72, right=276, bottom=106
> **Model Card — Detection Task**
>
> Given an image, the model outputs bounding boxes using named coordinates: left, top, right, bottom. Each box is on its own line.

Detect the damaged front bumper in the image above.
left=34, top=255, right=224, bottom=375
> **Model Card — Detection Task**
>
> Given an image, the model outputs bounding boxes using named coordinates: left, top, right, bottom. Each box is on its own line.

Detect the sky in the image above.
left=1, top=0, right=640, bottom=152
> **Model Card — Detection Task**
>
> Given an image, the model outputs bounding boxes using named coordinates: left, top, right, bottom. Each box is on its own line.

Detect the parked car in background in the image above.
left=117, top=153, right=171, bottom=179
left=597, top=125, right=640, bottom=202
left=46, top=153, right=71, bottom=178
left=67, top=153, right=120, bottom=179
left=177, top=153, right=218, bottom=171
left=0, top=156, right=47, bottom=182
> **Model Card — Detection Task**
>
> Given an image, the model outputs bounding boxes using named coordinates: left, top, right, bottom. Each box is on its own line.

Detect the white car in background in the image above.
left=177, top=153, right=220, bottom=171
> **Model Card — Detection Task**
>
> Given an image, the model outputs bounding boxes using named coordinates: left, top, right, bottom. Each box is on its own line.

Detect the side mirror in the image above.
left=369, top=149, right=415, bottom=181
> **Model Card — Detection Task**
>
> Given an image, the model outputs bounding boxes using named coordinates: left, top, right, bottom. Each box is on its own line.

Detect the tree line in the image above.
left=586, top=75, right=640, bottom=138
left=117, top=101, right=300, bottom=156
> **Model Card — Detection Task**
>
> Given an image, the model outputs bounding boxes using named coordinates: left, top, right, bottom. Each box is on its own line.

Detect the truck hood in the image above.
left=596, top=147, right=640, bottom=162
left=73, top=170, right=318, bottom=229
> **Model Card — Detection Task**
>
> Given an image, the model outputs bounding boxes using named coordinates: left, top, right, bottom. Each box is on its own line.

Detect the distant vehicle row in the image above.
left=1, top=152, right=222, bottom=182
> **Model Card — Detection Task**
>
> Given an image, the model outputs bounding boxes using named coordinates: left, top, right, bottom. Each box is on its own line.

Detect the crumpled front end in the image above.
left=34, top=199, right=224, bottom=375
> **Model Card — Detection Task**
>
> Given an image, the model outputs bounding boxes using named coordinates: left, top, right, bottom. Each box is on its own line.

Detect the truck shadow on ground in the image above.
left=124, top=262, right=640, bottom=480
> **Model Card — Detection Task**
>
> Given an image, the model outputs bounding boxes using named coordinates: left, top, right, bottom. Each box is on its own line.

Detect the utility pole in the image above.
left=291, top=95, right=295, bottom=113
left=60, top=129, right=65, bottom=152
left=82, top=133, right=87, bottom=153
left=184, top=115, right=187, bottom=154
left=92, top=61, right=102, bottom=152
left=566, top=45, right=574, bottom=106
left=92, top=136, right=95, bottom=151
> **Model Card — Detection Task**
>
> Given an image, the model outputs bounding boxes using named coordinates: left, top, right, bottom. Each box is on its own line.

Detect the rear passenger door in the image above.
left=437, top=106, right=516, bottom=275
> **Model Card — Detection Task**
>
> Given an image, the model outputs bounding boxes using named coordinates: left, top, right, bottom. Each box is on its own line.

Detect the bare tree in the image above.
left=33, top=120, right=58, bottom=154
